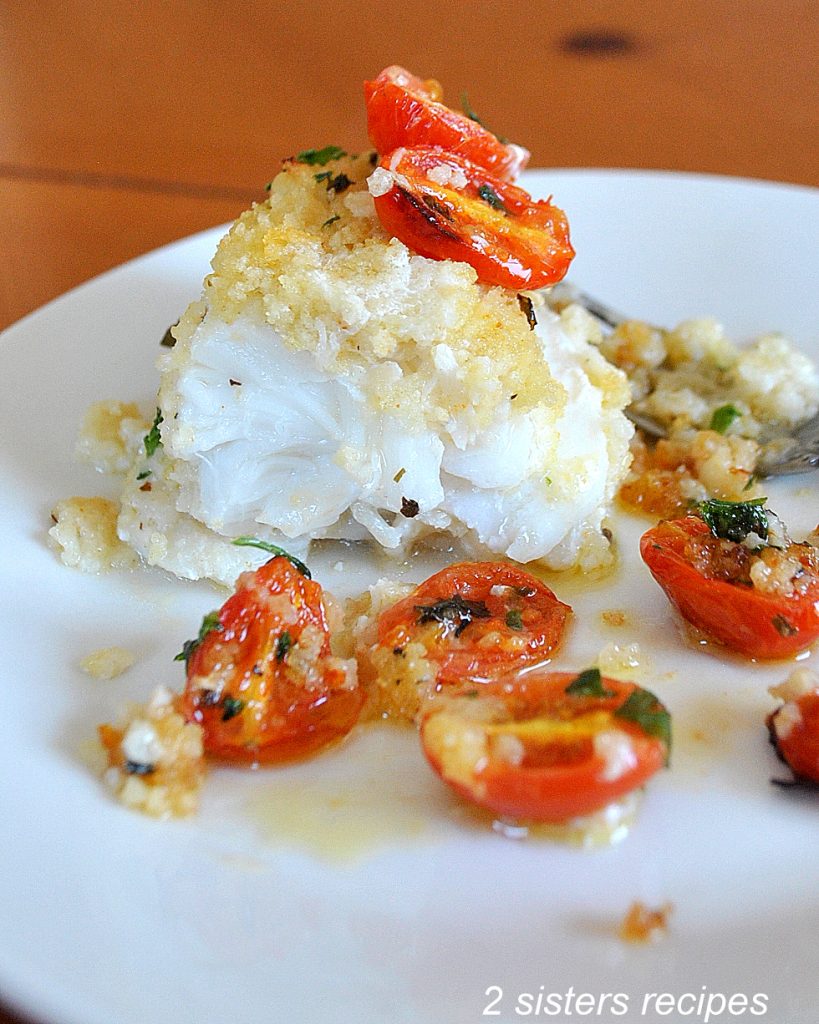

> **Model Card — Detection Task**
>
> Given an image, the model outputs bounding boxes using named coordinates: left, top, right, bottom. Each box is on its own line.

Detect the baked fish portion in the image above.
left=115, top=153, right=631, bottom=584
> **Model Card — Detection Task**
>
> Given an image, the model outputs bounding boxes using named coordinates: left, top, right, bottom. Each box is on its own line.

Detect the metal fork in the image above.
left=547, top=283, right=819, bottom=477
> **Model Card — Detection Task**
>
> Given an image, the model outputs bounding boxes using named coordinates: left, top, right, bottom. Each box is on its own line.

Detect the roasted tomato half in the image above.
left=640, top=510, right=819, bottom=660
left=377, top=561, right=571, bottom=688
left=371, top=146, right=574, bottom=290
left=768, top=674, right=819, bottom=785
left=365, top=64, right=529, bottom=181
left=420, top=669, right=670, bottom=822
left=178, top=556, right=362, bottom=764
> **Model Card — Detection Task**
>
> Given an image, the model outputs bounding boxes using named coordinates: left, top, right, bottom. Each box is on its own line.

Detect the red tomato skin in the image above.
left=180, top=557, right=363, bottom=764
left=377, top=561, right=571, bottom=687
left=640, top=518, right=819, bottom=660
left=771, top=692, right=819, bottom=784
left=372, top=147, right=574, bottom=290
left=365, top=66, right=529, bottom=181
left=420, top=673, right=668, bottom=823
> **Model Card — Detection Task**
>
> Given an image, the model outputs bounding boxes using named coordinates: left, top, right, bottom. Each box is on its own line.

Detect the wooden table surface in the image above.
left=1, top=1, right=817, bottom=1020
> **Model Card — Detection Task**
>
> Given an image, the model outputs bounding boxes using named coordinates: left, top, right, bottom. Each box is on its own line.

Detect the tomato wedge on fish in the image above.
left=365, top=64, right=528, bottom=181
left=370, top=146, right=574, bottom=289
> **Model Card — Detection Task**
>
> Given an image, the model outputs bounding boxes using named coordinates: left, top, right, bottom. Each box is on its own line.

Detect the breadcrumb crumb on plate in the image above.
left=49, top=496, right=138, bottom=572
left=98, top=686, right=205, bottom=818
left=79, top=646, right=136, bottom=680
left=618, top=900, right=673, bottom=943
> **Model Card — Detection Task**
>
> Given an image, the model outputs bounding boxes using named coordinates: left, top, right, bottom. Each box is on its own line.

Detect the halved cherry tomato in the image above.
left=377, top=561, right=571, bottom=688
left=179, top=557, right=362, bottom=763
left=371, top=146, right=574, bottom=290
left=640, top=516, right=819, bottom=659
left=768, top=688, right=819, bottom=785
left=420, top=670, right=670, bottom=822
left=365, top=65, right=529, bottom=181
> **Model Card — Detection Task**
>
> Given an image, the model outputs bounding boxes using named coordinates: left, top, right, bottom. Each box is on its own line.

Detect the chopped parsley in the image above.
left=314, top=171, right=332, bottom=183
left=124, top=760, right=155, bottom=776
left=174, top=610, right=223, bottom=667
left=322, top=215, right=341, bottom=228
left=517, top=294, right=537, bottom=330
left=415, top=594, right=491, bottom=637
left=614, top=687, right=672, bottom=764
left=143, top=408, right=163, bottom=457
left=698, top=498, right=768, bottom=544
left=459, top=92, right=510, bottom=144
left=275, top=631, right=293, bottom=661
left=477, top=183, right=508, bottom=213
left=231, top=536, right=312, bottom=578
left=709, top=404, right=742, bottom=434
left=220, top=696, right=246, bottom=722
left=565, top=667, right=615, bottom=698
left=505, top=609, right=523, bottom=631
left=136, top=469, right=152, bottom=481
left=296, top=145, right=346, bottom=166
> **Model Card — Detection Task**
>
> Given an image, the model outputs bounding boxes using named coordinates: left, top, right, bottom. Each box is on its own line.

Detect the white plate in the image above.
left=1, top=171, right=817, bottom=1024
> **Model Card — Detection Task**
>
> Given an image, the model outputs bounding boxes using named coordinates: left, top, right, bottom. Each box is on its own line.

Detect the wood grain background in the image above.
left=1, top=0, right=817, bottom=333
left=0, top=1, right=817, bottom=1021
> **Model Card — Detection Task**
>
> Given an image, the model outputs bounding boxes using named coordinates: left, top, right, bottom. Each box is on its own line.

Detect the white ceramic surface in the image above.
left=1, top=171, right=817, bottom=1024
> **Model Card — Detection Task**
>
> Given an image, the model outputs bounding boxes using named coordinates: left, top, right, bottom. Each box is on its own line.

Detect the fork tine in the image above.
left=547, top=283, right=627, bottom=329
left=550, top=283, right=819, bottom=477
left=757, top=413, right=819, bottom=476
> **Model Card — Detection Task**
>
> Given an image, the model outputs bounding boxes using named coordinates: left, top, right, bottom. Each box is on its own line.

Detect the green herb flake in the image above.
left=143, top=408, right=164, bottom=458
left=614, top=687, right=672, bottom=765
left=174, top=610, right=223, bottom=667
left=743, top=474, right=757, bottom=492
left=231, top=536, right=311, bottom=578
left=416, top=594, right=491, bottom=638
left=460, top=93, right=510, bottom=144
left=477, top=183, right=509, bottom=214
left=275, top=630, right=293, bottom=661
left=505, top=609, right=523, bottom=631
left=565, top=667, right=615, bottom=698
left=698, top=498, right=768, bottom=544
left=220, top=696, right=246, bottom=722
left=136, top=469, right=152, bottom=481
left=296, top=145, right=346, bottom=166
left=159, top=323, right=178, bottom=348
left=709, top=403, right=742, bottom=434
left=314, top=171, right=332, bottom=183
left=322, top=214, right=341, bottom=228
left=772, top=614, right=797, bottom=637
